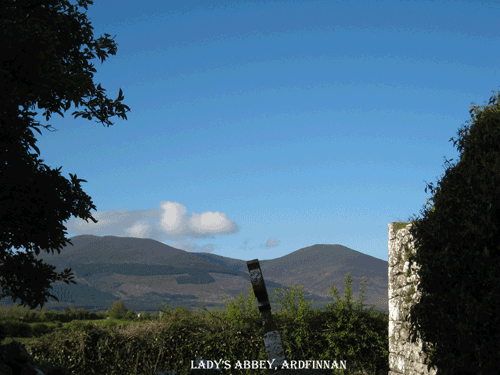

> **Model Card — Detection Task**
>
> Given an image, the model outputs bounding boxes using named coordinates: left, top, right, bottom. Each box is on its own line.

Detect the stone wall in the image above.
left=388, top=222, right=437, bottom=375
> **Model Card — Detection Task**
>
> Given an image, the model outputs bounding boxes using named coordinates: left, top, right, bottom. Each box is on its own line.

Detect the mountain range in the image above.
left=1, top=235, right=389, bottom=315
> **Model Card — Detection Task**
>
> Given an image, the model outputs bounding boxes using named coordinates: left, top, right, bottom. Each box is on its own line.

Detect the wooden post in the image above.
left=247, top=259, right=287, bottom=369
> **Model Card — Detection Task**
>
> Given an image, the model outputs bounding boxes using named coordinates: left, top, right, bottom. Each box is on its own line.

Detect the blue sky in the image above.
left=16, top=0, right=500, bottom=263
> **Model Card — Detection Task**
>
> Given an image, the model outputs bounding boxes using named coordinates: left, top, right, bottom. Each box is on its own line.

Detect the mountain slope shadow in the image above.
left=1, top=236, right=388, bottom=314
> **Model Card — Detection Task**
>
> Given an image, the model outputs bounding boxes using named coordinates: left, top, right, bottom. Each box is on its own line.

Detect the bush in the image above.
left=66, top=320, right=91, bottom=333
left=32, top=323, right=51, bottom=338
left=0, top=323, right=9, bottom=343
left=104, top=319, right=117, bottom=328
left=2, top=320, right=32, bottom=338
left=39, top=310, right=58, bottom=323
left=401, top=88, right=500, bottom=374
left=219, top=285, right=261, bottom=330
left=107, top=301, right=128, bottom=320
left=22, top=311, right=39, bottom=323
left=124, top=310, right=136, bottom=320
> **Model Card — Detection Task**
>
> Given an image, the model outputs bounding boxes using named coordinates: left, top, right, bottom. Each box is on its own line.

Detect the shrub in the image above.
left=401, top=88, right=500, bottom=374
left=219, top=285, right=261, bottom=330
left=106, top=300, right=128, bottom=320
left=66, top=320, right=91, bottom=333
left=39, top=310, right=57, bottom=323
left=23, top=311, right=39, bottom=323
left=2, top=320, right=33, bottom=338
left=124, top=310, right=136, bottom=320
left=32, top=323, right=51, bottom=338
left=103, top=319, right=117, bottom=328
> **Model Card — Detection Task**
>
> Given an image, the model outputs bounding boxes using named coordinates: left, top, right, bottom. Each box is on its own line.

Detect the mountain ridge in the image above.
left=1, top=235, right=389, bottom=314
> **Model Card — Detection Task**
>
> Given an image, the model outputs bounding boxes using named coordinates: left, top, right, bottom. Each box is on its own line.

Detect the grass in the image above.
left=0, top=272, right=389, bottom=375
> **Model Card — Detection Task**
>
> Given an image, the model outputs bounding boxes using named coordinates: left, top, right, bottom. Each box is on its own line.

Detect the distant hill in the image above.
left=0, top=235, right=388, bottom=315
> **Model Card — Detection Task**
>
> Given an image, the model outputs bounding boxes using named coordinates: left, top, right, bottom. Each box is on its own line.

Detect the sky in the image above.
left=13, top=0, right=500, bottom=263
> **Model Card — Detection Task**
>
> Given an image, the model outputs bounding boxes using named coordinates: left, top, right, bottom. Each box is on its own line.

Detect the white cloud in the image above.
left=159, top=201, right=188, bottom=235
left=125, top=219, right=150, bottom=237
left=189, top=211, right=236, bottom=233
left=66, top=201, right=240, bottom=244
left=261, top=237, right=280, bottom=248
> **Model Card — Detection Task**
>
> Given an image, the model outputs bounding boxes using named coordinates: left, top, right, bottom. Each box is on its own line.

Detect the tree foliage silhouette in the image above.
left=107, top=300, right=129, bottom=320
left=401, top=88, right=500, bottom=374
left=1, top=0, right=130, bottom=310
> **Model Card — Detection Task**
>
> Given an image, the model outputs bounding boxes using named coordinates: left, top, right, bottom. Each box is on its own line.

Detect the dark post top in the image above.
left=247, top=259, right=279, bottom=333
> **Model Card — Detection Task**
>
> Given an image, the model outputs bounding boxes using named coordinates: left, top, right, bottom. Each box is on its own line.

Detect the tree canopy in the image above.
left=401, top=88, right=500, bottom=374
left=107, top=300, right=129, bottom=320
left=0, top=0, right=130, bottom=310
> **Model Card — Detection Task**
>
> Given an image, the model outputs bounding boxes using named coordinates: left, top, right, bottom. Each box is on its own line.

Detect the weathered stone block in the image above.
left=388, top=222, right=438, bottom=375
